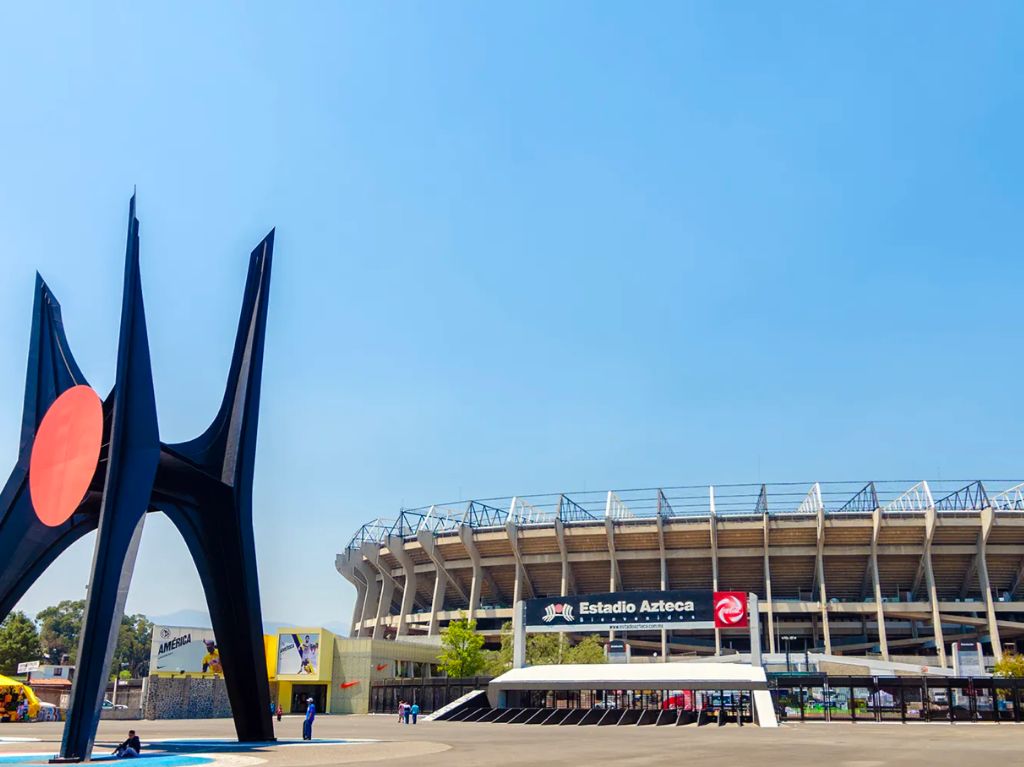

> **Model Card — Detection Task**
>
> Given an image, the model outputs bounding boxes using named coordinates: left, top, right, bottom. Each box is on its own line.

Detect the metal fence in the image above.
left=369, top=676, right=494, bottom=714
left=771, top=674, right=1024, bottom=723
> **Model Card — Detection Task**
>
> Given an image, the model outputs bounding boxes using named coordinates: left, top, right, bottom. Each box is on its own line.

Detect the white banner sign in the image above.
left=150, top=625, right=223, bottom=675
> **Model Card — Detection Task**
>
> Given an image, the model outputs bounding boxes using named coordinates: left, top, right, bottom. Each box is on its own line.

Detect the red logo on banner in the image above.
left=713, top=591, right=748, bottom=628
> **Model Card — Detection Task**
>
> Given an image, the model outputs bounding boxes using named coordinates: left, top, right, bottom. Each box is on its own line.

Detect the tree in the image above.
left=438, top=615, right=486, bottom=678
left=36, top=599, right=84, bottom=664
left=38, top=600, right=152, bottom=677
left=112, top=614, right=152, bottom=678
left=0, top=612, right=41, bottom=675
left=564, top=635, right=606, bottom=665
left=484, top=621, right=514, bottom=676
left=527, top=633, right=566, bottom=666
left=483, top=621, right=606, bottom=674
left=994, top=651, right=1024, bottom=679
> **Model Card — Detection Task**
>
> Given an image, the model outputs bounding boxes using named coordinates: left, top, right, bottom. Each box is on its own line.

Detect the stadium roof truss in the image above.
left=343, top=479, right=1024, bottom=554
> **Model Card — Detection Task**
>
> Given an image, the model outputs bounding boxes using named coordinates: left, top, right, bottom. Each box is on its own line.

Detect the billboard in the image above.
left=276, top=632, right=320, bottom=676
left=524, top=590, right=720, bottom=632
left=150, top=625, right=224, bottom=675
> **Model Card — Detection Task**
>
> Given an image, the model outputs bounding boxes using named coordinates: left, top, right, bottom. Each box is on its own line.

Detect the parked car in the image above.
left=102, top=699, right=128, bottom=711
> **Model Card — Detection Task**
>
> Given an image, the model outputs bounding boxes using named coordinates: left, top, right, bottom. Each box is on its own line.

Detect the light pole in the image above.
left=781, top=635, right=798, bottom=673
left=111, top=662, right=128, bottom=707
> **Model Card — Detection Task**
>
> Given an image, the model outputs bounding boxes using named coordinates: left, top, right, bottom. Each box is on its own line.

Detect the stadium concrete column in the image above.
left=462, top=524, right=501, bottom=618
left=656, top=514, right=668, bottom=660
left=605, top=517, right=621, bottom=642
left=353, top=558, right=381, bottom=638
left=336, top=552, right=368, bottom=638
left=814, top=504, right=832, bottom=654
left=762, top=512, right=776, bottom=654
left=1010, top=556, right=1024, bottom=601
left=458, top=524, right=483, bottom=620
left=978, top=507, right=1003, bottom=660
left=709, top=486, right=720, bottom=655
left=362, top=543, right=399, bottom=639
left=418, top=530, right=469, bottom=635
left=604, top=517, right=621, bottom=591
left=506, top=522, right=536, bottom=607
left=917, top=507, right=947, bottom=667
left=554, top=519, right=575, bottom=596
left=428, top=566, right=445, bottom=636
left=387, top=535, right=418, bottom=636
left=869, top=509, right=890, bottom=660
left=373, top=575, right=394, bottom=638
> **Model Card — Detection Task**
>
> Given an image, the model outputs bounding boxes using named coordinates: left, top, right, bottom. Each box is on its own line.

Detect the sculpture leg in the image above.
left=164, top=500, right=275, bottom=741
left=58, top=196, right=160, bottom=762
left=57, top=516, right=146, bottom=761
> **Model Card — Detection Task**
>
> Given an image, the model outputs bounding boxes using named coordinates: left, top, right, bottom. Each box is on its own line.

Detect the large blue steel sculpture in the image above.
left=0, top=197, right=276, bottom=761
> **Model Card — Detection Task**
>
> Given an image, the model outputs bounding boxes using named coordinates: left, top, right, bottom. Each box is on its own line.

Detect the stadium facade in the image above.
left=337, top=480, right=1024, bottom=665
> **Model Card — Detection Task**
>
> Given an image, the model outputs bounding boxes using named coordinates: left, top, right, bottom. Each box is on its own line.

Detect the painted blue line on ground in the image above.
left=0, top=756, right=212, bottom=766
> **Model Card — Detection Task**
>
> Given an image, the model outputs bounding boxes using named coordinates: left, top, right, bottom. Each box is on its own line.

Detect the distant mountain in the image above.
left=322, top=621, right=349, bottom=637
left=147, top=608, right=211, bottom=628
left=146, top=608, right=347, bottom=637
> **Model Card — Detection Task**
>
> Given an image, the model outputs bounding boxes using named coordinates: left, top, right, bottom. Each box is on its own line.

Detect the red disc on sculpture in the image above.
left=29, top=385, right=103, bottom=527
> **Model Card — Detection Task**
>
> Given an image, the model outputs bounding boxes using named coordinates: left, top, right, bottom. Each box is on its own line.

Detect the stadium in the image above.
left=337, top=480, right=1024, bottom=665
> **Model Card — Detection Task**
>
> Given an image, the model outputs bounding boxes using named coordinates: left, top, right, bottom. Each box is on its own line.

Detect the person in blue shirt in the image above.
left=410, top=702, right=420, bottom=724
left=302, top=697, right=315, bottom=740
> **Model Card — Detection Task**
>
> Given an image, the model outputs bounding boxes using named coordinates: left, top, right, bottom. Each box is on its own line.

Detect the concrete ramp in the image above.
left=427, top=689, right=487, bottom=722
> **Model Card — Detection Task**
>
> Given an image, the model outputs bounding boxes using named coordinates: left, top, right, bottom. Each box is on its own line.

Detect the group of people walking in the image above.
left=397, top=700, right=420, bottom=724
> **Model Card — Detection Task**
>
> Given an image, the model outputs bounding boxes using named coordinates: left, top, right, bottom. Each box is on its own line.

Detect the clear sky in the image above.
left=1, top=3, right=1022, bottom=630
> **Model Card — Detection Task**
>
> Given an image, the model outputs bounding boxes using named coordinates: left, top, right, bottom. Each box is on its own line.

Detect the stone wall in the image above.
left=143, top=676, right=232, bottom=720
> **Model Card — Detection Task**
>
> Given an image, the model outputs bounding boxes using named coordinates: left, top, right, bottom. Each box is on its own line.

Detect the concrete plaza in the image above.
left=0, top=715, right=1021, bottom=766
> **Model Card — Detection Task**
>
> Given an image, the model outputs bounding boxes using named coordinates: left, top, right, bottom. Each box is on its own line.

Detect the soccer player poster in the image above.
left=277, top=632, right=320, bottom=675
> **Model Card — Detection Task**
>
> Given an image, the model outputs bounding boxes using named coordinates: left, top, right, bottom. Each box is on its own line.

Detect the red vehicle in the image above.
left=661, top=691, right=694, bottom=711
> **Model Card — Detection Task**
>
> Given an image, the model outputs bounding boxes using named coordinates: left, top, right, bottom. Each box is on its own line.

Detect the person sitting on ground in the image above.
left=114, top=729, right=142, bottom=759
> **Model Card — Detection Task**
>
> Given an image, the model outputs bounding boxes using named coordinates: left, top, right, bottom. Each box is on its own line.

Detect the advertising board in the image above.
left=149, top=625, right=223, bottom=675
left=276, top=632, right=320, bottom=676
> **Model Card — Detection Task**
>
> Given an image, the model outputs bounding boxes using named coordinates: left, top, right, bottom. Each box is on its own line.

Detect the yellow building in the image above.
left=269, top=628, right=441, bottom=715
left=148, top=624, right=442, bottom=717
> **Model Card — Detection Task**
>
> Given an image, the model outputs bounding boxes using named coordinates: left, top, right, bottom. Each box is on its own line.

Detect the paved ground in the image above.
left=0, top=715, right=1021, bottom=766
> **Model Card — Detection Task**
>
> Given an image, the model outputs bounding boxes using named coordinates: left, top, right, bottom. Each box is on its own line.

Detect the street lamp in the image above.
left=111, top=662, right=128, bottom=708
left=781, top=635, right=798, bottom=672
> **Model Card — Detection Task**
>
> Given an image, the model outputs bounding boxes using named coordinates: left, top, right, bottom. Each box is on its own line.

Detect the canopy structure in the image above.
left=487, top=662, right=778, bottom=727
left=0, top=674, right=41, bottom=721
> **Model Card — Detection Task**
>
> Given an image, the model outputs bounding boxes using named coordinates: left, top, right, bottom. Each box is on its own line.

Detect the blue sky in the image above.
left=1, top=3, right=1022, bottom=629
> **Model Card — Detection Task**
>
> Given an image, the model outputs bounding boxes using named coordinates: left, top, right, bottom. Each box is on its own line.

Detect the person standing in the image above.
left=302, top=697, right=316, bottom=740
left=410, top=702, right=420, bottom=724
left=276, top=703, right=283, bottom=722
left=403, top=701, right=411, bottom=724
left=397, top=700, right=406, bottom=724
